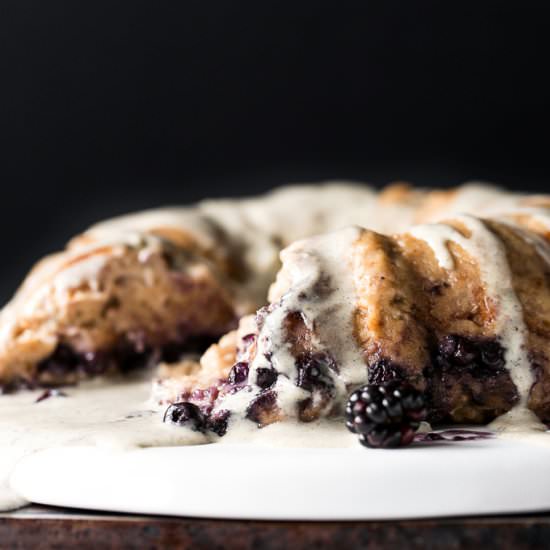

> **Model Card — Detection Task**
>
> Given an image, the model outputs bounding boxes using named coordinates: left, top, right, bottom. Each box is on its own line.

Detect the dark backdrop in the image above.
left=0, top=1, right=549, bottom=303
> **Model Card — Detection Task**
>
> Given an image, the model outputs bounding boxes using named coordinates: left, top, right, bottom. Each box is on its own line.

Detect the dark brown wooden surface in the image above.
left=1, top=506, right=550, bottom=549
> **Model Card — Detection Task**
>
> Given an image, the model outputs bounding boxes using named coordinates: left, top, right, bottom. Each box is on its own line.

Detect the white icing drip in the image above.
left=53, top=255, right=109, bottom=294
left=89, top=209, right=222, bottom=253
left=217, top=226, right=365, bottom=422
left=280, top=228, right=366, bottom=388
left=424, top=183, right=550, bottom=239
left=409, top=216, right=540, bottom=427
left=407, top=224, right=457, bottom=270
left=10, top=181, right=545, bottom=326
left=84, top=184, right=400, bottom=312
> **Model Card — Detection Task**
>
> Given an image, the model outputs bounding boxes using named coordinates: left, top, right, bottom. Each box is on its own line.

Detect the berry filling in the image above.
left=227, top=362, right=249, bottom=385
left=255, top=367, right=278, bottom=389
left=295, top=352, right=337, bottom=421
left=0, top=333, right=221, bottom=393
left=368, top=359, right=405, bottom=385
left=426, top=335, right=518, bottom=423
left=207, top=410, right=231, bottom=436
left=246, top=390, right=280, bottom=426
left=295, top=352, right=337, bottom=391
left=163, top=400, right=229, bottom=436
left=164, top=402, right=206, bottom=432
left=435, top=335, right=506, bottom=375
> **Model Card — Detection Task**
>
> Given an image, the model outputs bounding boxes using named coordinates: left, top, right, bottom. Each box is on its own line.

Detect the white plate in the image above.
left=9, top=437, right=550, bottom=520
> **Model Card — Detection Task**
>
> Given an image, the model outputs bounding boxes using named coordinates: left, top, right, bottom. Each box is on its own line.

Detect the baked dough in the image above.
left=1, top=181, right=549, bottom=413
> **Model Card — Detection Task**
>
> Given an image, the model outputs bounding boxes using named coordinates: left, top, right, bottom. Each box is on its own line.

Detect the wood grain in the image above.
left=2, top=506, right=550, bottom=549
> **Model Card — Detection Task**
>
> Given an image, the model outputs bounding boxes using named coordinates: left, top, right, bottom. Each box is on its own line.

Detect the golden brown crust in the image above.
left=353, top=231, right=431, bottom=386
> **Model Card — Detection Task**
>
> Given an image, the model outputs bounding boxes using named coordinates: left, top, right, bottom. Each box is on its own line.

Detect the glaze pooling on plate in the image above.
left=0, top=374, right=208, bottom=510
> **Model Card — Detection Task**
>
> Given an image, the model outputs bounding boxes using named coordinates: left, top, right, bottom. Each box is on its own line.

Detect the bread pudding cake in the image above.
left=2, top=182, right=550, bottom=448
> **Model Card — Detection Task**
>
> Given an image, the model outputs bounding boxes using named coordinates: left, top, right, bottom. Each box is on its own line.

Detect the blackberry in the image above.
left=256, top=367, right=278, bottom=389
left=207, top=410, right=230, bottom=437
left=246, top=390, right=279, bottom=426
left=294, top=353, right=336, bottom=421
left=163, top=402, right=206, bottom=432
left=296, top=352, right=337, bottom=391
left=237, top=333, right=256, bottom=359
left=367, top=358, right=404, bottom=385
left=435, top=335, right=505, bottom=375
left=297, top=360, right=322, bottom=388
left=36, top=344, right=81, bottom=376
left=228, top=362, right=249, bottom=385
left=345, top=382, right=426, bottom=448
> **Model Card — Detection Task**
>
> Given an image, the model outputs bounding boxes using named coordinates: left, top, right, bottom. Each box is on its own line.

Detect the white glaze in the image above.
left=215, top=226, right=365, bottom=425
left=81, top=184, right=393, bottom=312
left=7, top=181, right=547, bottom=325
left=53, top=255, right=109, bottom=295
left=7, top=181, right=549, bottom=316
left=0, top=374, right=210, bottom=511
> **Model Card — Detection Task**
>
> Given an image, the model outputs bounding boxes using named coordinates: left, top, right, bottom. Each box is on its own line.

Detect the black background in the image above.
left=0, top=1, right=549, bottom=303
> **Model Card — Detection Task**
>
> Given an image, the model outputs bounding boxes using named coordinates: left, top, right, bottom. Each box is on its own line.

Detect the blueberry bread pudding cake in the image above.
left=2, top=182, right=550, bottom=448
